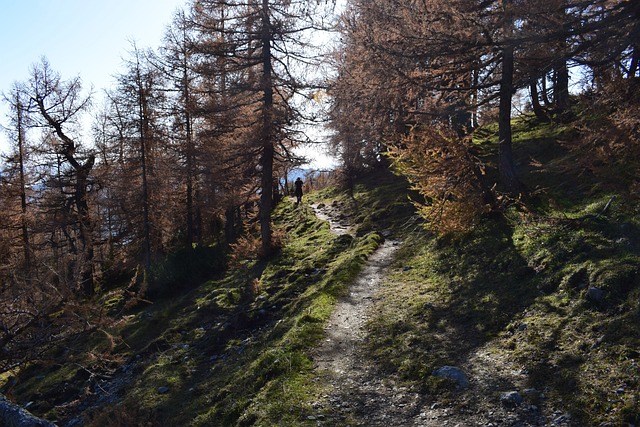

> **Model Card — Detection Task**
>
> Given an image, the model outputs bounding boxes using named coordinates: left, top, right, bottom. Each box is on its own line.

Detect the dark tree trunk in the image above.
left=185, top=106, right=195, bottom=249
left=498, top=37, right=524, bottom=195
left=541, top=72, right=552, bottom=108
left=224, top=206, right=237, bottom=245
left=259, top=0, right=275, bottom=258
left=138, top=82, right=152, bottom=274
left=16, top=97, right=31, bottom=274
left=628, top=45, right=639, bottom=78
left=530, top=77, right=549, bottom=121
left=554, top=60, right=570, bottom=115
left=181, top=25, right=196, bottom=250
left=75, top=156, right=96, bottom=295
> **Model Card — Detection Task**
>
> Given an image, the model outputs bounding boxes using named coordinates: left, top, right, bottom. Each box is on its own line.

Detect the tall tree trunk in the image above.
left=554, top=60, right=570, bottom=115
left=529, top=77, right=548, bottom=121
left=224, top=206, right=237, bottom=245
left=137, top=66, right=152, bottom=274
left=181, top=18, right=196, bottom=250
left=472, top=67, right=480, bottom=129
left=499, top=0, right=524, bottom=195
left=16, top=97, right=31, bottom=274
left=541, top=72, right=552, bottom=108
left=259, top=0, right=275, bottom=258
left=186, top=125, right=194, bottom=249
left=75, top=157, right=96, bottom=295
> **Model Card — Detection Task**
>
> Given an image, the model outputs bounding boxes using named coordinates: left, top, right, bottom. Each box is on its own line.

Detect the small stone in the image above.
left=500, top=391, right=523, bottom=406
left=587, top=286, right=605, bottom=302
left=554, top=413, right=571, bottom=424
left=158, top=386, right=170, bottom=394
left=432, top=366, right=469, bottom=389
left=591, top=335, right=606, bottom=350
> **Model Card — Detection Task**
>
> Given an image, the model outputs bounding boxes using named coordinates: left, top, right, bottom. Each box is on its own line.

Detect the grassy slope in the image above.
left=3, top=114, right=639, bottom=426
left=3, top=175, right=412, bottom=427
left=367, top=116, right=640, bottom=426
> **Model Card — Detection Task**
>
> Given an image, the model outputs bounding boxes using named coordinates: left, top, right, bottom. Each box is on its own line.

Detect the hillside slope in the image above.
left=1, top=114, right=639, bottom=426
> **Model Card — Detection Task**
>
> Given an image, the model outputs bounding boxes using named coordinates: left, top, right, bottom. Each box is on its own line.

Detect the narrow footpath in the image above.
left=309, top=202, right=426, bottom=426
left=308, top=203, right=569, bottom=427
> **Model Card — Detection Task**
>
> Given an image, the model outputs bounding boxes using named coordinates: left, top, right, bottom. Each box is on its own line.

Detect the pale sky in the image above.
left=0, top=0, right=338, bottom=168
left=0, top=0, right=188, bottom=152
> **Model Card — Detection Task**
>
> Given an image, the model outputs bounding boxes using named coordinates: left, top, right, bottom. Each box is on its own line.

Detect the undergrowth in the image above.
left=2, top=186, right=397, bottom=426
left=3, top=115, right=639, bottom=426
left=364, top=116, right=640, bottom=426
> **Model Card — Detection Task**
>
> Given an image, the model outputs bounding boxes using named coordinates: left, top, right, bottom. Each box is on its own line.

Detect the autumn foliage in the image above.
left=388, top=125, right=491, bottom=233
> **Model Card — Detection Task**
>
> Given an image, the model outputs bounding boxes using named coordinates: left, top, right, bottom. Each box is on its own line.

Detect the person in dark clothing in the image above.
left=294, top=177, right=303, bottom=205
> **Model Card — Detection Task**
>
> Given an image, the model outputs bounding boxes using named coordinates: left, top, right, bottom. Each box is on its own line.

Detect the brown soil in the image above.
left=308, top=204, right=569, bottom=427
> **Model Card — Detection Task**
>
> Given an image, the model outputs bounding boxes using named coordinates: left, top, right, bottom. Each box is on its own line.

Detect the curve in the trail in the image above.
left=310, top=203, right=428, bottom=426
left=308, top=202, right=560, bottom=427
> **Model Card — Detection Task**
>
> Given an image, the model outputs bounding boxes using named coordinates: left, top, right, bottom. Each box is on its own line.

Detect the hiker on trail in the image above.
left=294, top=177, right=303, bottom=205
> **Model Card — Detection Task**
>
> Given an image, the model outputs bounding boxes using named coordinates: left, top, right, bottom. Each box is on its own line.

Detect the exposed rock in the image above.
left=500, top=390, right=523, bottom=407
left=586, top=286, right=605, bottom=302
left=0, top=393, right=56, bottom=427
left=158, top=386, right=170, bottom=394
left=553, top=412, right=572, bottom=425
left=591, top=335, right=606, bottom=350
left=432, top=366, right=469, bottom=389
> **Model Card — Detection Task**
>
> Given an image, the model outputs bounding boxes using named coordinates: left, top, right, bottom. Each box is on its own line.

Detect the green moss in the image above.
left=9, top=111, right=640, bottom=427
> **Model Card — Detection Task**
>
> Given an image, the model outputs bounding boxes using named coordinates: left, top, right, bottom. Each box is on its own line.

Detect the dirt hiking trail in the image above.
left=308, top=203, right=570, bottom=427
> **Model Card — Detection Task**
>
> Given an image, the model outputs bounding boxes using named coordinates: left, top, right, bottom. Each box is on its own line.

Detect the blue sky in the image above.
left=0, top=0, right=339, bottom=168
left=0, top=0, right=188, bottom=151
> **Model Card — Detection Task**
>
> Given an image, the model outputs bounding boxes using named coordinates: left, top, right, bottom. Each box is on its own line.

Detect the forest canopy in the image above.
left=0, top=0, right=638, bottom=372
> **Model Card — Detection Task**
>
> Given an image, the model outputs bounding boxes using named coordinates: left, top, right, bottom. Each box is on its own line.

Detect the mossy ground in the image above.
left=364, top=116, right=640, bottom=425
left=1, top=176, right=409, bottom=426
left=2, top=116, right=639, bottom=426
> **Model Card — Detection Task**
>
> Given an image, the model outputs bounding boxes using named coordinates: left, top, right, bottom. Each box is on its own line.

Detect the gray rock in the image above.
left=553, top=413, right=572, bottom=425
left=0, top=393, right=56, bottom=427
left=591, top=335, right=606, bottom=350
left=158, top=386, right=170, bottom=394
left=500, top=391, right=523, bottom=406
left=587, top=286, right=605, bottom=302
left=432, top=366, right=469, bottom=389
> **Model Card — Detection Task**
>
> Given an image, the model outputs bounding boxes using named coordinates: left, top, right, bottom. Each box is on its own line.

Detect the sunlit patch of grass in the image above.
left=366, top=220, right=540, bottom=384
left=86, top=195, right=386, bottom=426
left=10, top=111, right=640, bottom=426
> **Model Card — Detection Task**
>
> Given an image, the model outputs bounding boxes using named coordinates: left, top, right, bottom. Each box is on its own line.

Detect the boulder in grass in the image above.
left=0, top=393, right=56, bottom=427
left=432, top=366, right=469, bottom=389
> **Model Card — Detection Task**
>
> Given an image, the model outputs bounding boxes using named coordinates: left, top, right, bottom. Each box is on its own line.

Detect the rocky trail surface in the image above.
left=308, top=203, right=570, bottom=427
